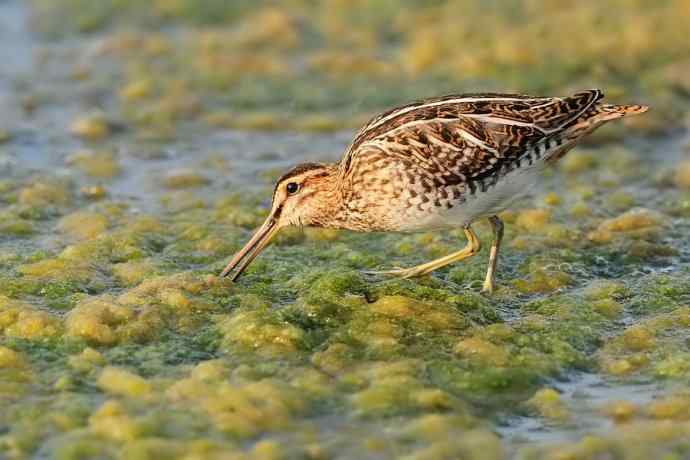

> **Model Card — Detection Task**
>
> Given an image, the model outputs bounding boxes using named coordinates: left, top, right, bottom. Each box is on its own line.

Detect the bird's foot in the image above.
left=480, top=279, right=495, bottom=295
left=362, top=266, right=428, bottom=279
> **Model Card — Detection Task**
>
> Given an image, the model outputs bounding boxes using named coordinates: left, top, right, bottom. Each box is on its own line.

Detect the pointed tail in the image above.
left=592, top=103, right=649, bottom=123
left=545, top=99, right=649, bottom=165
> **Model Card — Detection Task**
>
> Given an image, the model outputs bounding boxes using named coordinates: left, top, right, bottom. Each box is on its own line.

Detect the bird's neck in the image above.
left=297, top=165, right=354, bottom=230
left=306, top=166, right=374, bottom=231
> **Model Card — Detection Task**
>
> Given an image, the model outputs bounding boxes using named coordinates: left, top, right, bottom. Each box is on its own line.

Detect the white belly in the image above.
left=403, top=164, right=542, bottom=231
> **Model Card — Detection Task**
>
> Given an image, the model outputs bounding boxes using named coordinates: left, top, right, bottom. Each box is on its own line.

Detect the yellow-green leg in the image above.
left=365, top=226, right=481, bottom=279
left=481, top=215, right=504, bottom=294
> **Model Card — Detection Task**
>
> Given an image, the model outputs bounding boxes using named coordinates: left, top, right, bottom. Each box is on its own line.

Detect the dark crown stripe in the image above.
left=274, top=163, right=330, bottom=195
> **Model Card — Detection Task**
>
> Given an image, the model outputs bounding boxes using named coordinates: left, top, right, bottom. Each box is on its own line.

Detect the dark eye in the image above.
left=286, top=182, right=300, bottom=195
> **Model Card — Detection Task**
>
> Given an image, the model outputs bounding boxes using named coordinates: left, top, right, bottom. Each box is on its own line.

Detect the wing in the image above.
left=339, top=90, right=603, bottom=187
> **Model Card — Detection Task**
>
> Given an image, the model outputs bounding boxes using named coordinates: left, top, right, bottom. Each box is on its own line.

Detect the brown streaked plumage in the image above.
left=221, top=89, right=648, bottom=292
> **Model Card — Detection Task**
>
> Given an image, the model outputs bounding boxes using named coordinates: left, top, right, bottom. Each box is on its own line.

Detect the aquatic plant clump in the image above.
left=0, top=0, right=687, bottom=458
left=27, top=0, right=690, bottom=135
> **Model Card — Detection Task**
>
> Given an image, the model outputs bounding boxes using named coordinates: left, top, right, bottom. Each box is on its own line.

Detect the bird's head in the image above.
left=220, top=162, right=338, bottom=280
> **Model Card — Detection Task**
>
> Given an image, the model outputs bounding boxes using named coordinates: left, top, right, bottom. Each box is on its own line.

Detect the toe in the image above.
left=362, top=267, right=419, bottom=278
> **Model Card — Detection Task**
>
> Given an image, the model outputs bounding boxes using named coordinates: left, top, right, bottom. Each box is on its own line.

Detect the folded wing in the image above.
left=339, top=90, right=604, bottom=186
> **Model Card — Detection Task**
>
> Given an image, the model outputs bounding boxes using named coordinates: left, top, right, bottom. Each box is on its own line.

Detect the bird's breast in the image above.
left=347, top=163, right=543, bottom=232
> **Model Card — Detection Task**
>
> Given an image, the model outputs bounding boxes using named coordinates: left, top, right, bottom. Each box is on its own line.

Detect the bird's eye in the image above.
left=286, top=182, right=300, bottom=195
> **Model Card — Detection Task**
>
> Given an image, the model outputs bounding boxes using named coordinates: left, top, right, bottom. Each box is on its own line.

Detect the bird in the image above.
left=220, top=89, right=648, bottom=293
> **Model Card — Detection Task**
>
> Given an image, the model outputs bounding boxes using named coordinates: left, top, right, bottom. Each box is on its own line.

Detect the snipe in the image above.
left=221, top=89, right=647, bottom=293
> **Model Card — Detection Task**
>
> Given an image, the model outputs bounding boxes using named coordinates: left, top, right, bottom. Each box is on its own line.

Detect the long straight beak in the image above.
left=220, top=216, right=280, bottom=281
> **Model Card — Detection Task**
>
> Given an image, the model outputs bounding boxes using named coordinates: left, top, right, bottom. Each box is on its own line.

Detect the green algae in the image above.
left=27, top=0, right=690, bottom=135
left=0, top=1, right=687, bottom=459
left=161, top=169, right=210, bottom=190
left=69, top=113, right=113, bottom=140
left=5, top=176, right=690, bottom=458
left=67, top=150, right=122, bottom=179
left=0, top=212, right=35, bottom=237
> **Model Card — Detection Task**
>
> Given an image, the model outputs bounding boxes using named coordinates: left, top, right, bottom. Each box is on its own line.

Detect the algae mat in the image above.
left=1, top=1, right=690, bottom=459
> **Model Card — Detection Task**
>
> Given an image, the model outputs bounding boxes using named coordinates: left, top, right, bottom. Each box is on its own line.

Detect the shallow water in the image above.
left=2, top=1, right=690, bottom=459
